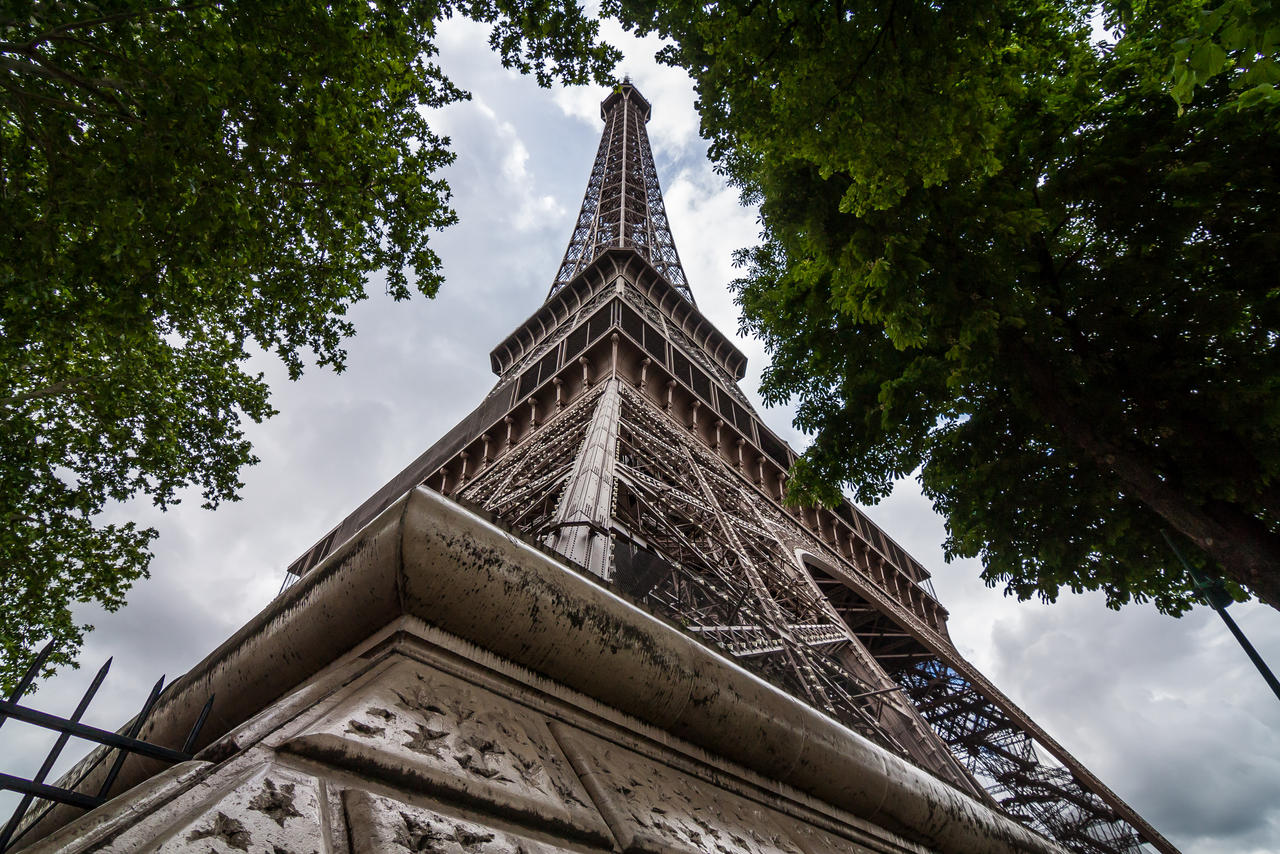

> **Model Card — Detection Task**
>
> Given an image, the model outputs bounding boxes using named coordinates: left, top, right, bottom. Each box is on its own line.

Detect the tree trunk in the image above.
left=1014, top=341, right=1280, bottom=610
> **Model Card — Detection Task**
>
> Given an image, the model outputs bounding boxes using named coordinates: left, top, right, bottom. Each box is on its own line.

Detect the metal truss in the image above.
left=813, top=571, right=1152, bottom=853
left=452, top=368, right=1165, bottom=853
left=459, top=382, right=605, bottom=538
left=550, top=83, right=692, bottom=303
left=459, top=378, right=979, bottom=795
left=898, top=661, right=1141, bottom=853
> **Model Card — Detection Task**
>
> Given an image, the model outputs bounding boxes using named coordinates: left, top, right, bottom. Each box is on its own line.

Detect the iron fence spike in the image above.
left=181, top=694, right=215, bottom=756
left=0, top=774, right=102, bottom=814
left=95, top=675, right=165, bottom=800
left=0, top=657, right=113, bottom=851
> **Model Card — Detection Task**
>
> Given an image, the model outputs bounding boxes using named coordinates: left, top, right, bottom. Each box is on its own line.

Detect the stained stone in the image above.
left=553, top=726, right=808, bottom=854
left=279, top=657, right=610, bottom=844
left=342, top=790, right=581, bottom=854
left=151, top=766, right=323, bottom=854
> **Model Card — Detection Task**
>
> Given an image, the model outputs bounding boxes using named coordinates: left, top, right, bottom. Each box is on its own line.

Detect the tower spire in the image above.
left=550, top=82, right=694, bottom=304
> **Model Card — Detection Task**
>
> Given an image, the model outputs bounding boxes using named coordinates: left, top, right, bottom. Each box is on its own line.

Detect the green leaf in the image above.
left=1190, top=40, right=1228, bottom=77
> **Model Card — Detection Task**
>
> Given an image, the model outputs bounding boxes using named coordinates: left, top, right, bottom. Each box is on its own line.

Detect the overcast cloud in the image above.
left=2, top=18, right=1278, bottom=854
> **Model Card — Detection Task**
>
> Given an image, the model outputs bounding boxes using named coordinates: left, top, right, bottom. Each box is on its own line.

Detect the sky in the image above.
left=4, top=17, right=1280, bottom=854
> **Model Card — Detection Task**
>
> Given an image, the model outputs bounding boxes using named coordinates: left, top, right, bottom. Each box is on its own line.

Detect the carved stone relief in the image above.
left=551, top=726, right=817, bottom=854
left=279, top=656, right=609, bottom=843
left=343, top=790, right=582, bottom=854
left=150, top=765, right=324, bottom=854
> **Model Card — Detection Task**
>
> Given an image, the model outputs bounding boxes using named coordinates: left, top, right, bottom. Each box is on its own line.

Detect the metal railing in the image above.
left=0, top=641, right=213, bottom=852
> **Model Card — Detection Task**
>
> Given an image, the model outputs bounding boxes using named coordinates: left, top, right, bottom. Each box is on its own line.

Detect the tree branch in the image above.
left=1009, top=334, right=1280, bottom=608
left=13, top=2, right=217, bottom=52
left=2, top=379, right=87, bottom=408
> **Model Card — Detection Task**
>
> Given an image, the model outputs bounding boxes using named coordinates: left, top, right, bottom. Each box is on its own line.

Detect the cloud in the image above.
left=550, top=20, right=701, bottom=155
left=430, top=93, right=566, bottom=237
left=465, top=100, right=566, bottom=233
left=4, top=14, right=1278, bottom=854
left=987, top=595, right=1280, bottom=852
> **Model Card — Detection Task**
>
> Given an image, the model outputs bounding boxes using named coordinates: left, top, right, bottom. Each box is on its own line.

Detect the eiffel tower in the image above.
left=269, top=83, right=1178, bottom=854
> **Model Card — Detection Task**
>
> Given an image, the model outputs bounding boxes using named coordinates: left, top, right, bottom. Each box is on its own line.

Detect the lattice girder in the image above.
left=458, top=370, right=978, bottom=791
left=550, top=83, right=693, bottom=302
left=443, top=322, right=1172, bottom=852
left=894, top=659, right=1142, bottom=854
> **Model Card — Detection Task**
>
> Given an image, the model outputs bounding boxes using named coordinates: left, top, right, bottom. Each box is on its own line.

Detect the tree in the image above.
left=611, top=0, right=1280, bottom=614
left=0, top=0, right=618, bottom=692
left=1151, top=0, right=1280, bottom=108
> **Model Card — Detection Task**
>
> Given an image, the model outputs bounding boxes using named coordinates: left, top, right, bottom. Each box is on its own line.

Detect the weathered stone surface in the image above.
left=554, top=725, right=845, bottom=854
left=777, top=816, right=890, bottom=854
left=279, top=656, right=609, bottom=844
left=20, top=491, right=1069, bottom=854
left=343, top=789, right=581, bottom=854
left=149, top=765, right=324, bottom=854
left=16, top=762, right=212, bottom=854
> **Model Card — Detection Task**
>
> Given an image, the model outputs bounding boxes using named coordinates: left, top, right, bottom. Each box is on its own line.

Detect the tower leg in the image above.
left=546, top=378, right=622, bottom=579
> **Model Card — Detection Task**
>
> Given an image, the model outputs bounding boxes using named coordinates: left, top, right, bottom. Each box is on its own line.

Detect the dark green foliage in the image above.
left=0, top=0, right=617, bottom=691
left=613, top=0, right=1280, bottom=615
left=1145, top=0, right=1280, bottom=108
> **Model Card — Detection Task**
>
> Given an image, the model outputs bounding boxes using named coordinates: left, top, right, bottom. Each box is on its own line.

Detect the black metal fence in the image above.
left=0, top=641, right=213, bottom=852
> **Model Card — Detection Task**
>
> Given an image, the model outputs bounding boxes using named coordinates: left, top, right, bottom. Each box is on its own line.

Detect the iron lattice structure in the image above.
left=550, top=84, right=692, bottom=303
left=288, top=83, right=1179, bottom=854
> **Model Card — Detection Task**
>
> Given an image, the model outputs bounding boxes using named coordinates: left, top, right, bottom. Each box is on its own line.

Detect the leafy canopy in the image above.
left=1145, top=0, right=1280, bottom=109
left=612, top=0, right=1280, bottom=615
left=0, top=0, right=617, bottom=691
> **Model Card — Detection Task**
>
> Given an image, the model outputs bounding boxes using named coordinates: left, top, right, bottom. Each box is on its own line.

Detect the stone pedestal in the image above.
left=17, top=489, right=1061, bottom=854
